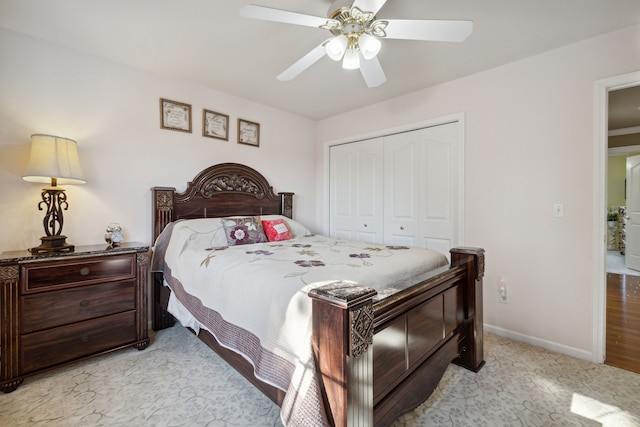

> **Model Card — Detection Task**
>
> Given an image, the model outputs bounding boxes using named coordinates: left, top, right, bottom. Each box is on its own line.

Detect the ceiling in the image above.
left=1, top=0, right=640, bottom=121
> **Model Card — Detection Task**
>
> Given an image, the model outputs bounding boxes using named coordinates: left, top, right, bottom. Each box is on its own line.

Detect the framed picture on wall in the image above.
left=160, top=98, right=192, bottom=133
left=203, top=109, right=229, bottom=140
left=238, top=118, right=260, bottom=147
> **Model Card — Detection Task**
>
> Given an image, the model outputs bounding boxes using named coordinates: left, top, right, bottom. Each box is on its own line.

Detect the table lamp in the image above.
left=22, top=134, right=86, bottom=254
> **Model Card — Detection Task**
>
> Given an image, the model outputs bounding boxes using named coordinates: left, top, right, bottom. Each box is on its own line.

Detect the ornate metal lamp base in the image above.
left=29, top=235, right=75, bottom=254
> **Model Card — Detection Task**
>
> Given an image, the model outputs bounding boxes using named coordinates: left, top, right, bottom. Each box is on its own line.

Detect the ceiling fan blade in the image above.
left=277, top=42, right=328, bottom=81
left=384, top=19, right=473, bottom=42
left=352, top=0, right=388, bottom=15
left=359, top=56, right=386, bottom=88
left=240, top=5, right=335, bottom=28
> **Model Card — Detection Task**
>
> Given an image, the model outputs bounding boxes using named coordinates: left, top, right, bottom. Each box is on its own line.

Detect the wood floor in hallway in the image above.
left=606, top=272, right=640, bottom=374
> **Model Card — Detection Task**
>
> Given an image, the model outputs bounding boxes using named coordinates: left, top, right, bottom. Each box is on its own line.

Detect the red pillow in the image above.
left=262, top=219, right=293, bottom=242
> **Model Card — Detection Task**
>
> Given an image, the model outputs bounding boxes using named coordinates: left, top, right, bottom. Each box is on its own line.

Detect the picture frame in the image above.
left=202, top=109, right=229, bottom=141
left=238, top=118, right=260, bottom=147
left=160, top=98, right=192, bottom=133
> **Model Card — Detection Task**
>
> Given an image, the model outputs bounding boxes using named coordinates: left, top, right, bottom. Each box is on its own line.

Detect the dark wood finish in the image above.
left=21, top=254, right=135, bottom=293
left=606, top=272, right=640, bottom=374
left=22, top=311, right=136, bottom=373
left=152, top=162, right=294, bottom=242
left=150, top=163, right=485, bottom=426
left=0, top=243, right=150, bottom=393
left=21, top=280, right=136, bottom=333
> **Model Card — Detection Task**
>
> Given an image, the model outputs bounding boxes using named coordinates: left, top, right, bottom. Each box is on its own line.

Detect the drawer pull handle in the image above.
left=81, top=336, right=90, bottom=344
left=80, top=267, right=91, bottom=276
left=80, top=300, right=90, bottom=308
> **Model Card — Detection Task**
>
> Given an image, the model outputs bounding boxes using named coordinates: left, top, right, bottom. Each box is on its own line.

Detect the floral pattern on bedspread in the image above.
left=154, top=220, right=448, bottom=427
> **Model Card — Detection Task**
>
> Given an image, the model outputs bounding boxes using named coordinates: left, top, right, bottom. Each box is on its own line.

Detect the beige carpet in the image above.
left=1, top=326, right=639, bottom=426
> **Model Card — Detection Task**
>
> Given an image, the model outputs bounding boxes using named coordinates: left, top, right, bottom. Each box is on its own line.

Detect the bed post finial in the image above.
left=279, top=192, right=294, bottom=218
left=309, top=281, right=377, bottom=427
left=152, top=187, right=176, bottom=243
left=450, top=247, right=485, bottom=372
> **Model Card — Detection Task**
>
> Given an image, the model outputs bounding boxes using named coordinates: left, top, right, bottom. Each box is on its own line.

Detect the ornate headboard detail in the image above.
left=152, top=163, right=294, bottom=242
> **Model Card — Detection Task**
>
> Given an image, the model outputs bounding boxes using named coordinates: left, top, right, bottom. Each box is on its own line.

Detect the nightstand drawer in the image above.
left=21, top=254, right=136, bottom=293
left=21, top=311, right=136, bottom=374
left=21, top=280, right=136, bottom=334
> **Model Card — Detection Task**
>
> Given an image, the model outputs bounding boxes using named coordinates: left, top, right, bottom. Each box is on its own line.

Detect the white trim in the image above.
left=321, top=113, right=465, bottom=246
left=484, top=323, right=592, bottom=362
left=593, top=70, right=640, bottom=364
left=608, top=145, right=640, bottom=156
left=609, top=126, right=640, bottom=136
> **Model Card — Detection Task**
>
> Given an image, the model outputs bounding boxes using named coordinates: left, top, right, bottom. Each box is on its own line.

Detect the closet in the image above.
left=329, top=121, right=462, bottom=256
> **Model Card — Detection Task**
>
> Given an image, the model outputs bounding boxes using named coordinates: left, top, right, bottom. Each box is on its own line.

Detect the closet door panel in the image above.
left=330, top=146, right=356, bottom=240
left=355, top=148, right=383, bottom=242
left=330, top=139, right=383, bottom=243
left=384, top=123, right=459, bottom=252
left=420, top=124, right=457, bottom=254
left=384, top=132, right=420, bottom=245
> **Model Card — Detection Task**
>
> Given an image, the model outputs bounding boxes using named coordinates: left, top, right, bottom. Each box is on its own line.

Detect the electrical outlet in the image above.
left=497, top=278, right=508, bottom=303
left=499, top=287, right=508, bottom=303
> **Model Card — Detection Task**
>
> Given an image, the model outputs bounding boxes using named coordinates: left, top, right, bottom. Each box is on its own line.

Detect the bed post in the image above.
left=152, top=187, right=176, bottom=242
left=450, top=247, right=485, bottom=372
left=279, top=192, right=294, bottom=218
left=151, top=187, right=178, bottom=331
left=309, top=282, right=377, bottom=427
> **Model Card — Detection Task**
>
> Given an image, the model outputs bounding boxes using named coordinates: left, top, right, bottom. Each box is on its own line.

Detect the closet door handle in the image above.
left=400, top=226, right=404, bottom=230
left=364, top=224, right=368, bottom=227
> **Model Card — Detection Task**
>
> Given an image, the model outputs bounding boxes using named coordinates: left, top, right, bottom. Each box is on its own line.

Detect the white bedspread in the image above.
left=154, top=218, right=448, bottom=426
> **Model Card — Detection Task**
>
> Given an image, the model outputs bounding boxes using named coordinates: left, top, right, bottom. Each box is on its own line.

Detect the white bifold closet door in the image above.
left=329, top=121, right=461, bottom=255
left=329, top=137, right=384, bottom=243
left=383, top=123, right=459, bottom=254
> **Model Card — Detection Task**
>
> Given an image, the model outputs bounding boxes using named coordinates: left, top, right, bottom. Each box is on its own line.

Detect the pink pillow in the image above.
left=262, top=219, right=293, bottom=242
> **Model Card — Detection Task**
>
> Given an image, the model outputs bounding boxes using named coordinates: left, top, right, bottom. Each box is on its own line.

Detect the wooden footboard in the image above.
left=309, top=247, right=485, bottom=426
left=153, top=247, right=484, bottom=426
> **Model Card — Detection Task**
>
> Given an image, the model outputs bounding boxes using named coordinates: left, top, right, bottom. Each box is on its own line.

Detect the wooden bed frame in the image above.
left=151, top=162, right=485, bottom=426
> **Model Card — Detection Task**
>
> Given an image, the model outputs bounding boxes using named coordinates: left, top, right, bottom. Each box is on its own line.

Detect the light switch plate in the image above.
left=553, top=203, right=565, bottom=218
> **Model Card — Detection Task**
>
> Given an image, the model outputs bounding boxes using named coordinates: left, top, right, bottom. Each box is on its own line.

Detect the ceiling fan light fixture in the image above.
left=358, top=33, right=381, bottom=60
left=342, top=47, right=360, bottom=69
left=326, top=34, right=348, bottom=61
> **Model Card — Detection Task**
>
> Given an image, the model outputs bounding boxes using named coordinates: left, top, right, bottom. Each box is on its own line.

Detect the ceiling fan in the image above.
left=239, top=0, right=473, bottom=88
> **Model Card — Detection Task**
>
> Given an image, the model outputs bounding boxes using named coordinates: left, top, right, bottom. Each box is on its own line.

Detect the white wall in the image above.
left=0, top=28, right=318, bottom=254
left=317, top=25, right=640, bottom=359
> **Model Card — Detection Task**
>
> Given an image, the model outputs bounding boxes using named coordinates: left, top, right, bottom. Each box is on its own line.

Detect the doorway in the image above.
left=594, top=71, right=640, bottom=365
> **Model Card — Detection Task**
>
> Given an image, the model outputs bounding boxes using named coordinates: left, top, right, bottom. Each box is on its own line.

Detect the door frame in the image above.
left=593, top=71, right=640, bottom=363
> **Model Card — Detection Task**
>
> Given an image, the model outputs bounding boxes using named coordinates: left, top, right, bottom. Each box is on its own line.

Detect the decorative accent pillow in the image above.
left=222, top=216, right=267, bottom=245
left=260, top=215, right=312, bottom=237
left=262, top=218, right=293, bottom=242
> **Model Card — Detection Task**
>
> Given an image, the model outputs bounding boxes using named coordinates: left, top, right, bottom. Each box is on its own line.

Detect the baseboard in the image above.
left=484, top=323, right=593, bottom=362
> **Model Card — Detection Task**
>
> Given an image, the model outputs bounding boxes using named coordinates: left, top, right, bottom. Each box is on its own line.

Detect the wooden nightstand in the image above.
left=0, top=243, right=150, bottom=393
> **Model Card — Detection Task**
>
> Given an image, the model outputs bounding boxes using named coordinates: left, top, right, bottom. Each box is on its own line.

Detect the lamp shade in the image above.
left=359, top=33, right=381, bottom=60
left=342, top=47, right=360, bottom=70
left=326, top=34, right=348, bottom=61
left=23, top=134, right=86, bottom=185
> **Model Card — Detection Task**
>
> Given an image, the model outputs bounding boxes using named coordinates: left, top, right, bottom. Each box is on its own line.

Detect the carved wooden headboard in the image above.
left=151, top=163, right=294, bottom=242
